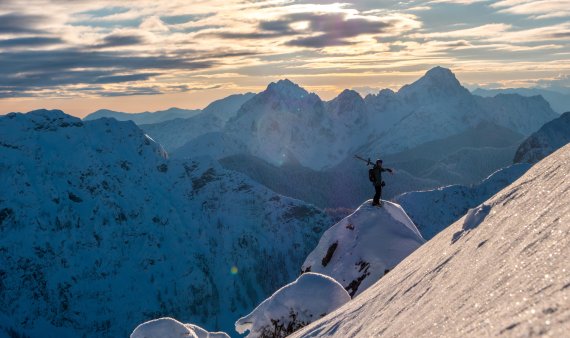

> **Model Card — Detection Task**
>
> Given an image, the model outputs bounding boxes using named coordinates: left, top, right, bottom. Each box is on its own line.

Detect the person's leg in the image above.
left=373, top=185, right=381, bottom=205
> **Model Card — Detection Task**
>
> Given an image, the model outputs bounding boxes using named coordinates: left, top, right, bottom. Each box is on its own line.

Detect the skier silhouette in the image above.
left=370, top=159, right=393, bottom=206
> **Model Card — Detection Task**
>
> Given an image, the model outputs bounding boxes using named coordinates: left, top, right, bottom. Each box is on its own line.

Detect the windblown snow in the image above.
left=234, top=273, right=350, bottom=338
left=292, top=143, right=570, bottom=338
left=301, top=201, right=425, bottom=297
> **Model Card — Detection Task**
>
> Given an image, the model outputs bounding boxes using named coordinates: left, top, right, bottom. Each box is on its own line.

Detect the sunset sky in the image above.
left=1, top=0, right=569, bottom=117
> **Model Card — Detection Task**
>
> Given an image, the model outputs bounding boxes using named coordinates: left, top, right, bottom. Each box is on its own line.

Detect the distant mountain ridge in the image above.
left=473, top=87, right=570, bottom=114
left=84, top=107, right=202, bottom=125
left=83, top=93, right=255, bottom=127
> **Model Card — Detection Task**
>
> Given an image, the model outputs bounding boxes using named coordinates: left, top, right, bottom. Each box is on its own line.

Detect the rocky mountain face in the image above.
left=0, top=110, right=332, bottom=337
left=514, top=111, right=570, bottom=164
left=291, top=143, right=570, bottom=338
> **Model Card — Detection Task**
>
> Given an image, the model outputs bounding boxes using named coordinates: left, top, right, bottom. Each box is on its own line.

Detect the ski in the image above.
left=354, top=155, right=372, bottom=166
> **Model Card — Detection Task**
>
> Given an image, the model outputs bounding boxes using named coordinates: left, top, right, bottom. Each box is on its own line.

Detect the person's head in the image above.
left=376, top=159, right=383, bottom=167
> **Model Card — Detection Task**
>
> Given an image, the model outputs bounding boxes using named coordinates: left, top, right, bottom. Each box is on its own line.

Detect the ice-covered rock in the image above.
left=235, top=273, right=350, bottom=338
left=301, top=200, right=425, bottom=297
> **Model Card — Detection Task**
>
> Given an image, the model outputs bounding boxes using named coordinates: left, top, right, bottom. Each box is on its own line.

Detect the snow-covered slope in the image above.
left=395, top=163, right=531, bottom=240
left=473, top=87, right=570, bottom=114
left=301, top=201, right=425, bottom=297
left=514, top=111, right=570, bottom=164
left=235, top=273, right=350, bottom=338
left=131, top=318, right=230, bottom=338
left=84, top=107, right=201, bottom=125
left=0, top=110, right=332, bottom=337
left=202, top=93, right=255, bottom=122
left=140, top=112, right=224, bottom=151
left=292, top=143, right=570, bottom=338
left=475, top=93, right=557, bottom=135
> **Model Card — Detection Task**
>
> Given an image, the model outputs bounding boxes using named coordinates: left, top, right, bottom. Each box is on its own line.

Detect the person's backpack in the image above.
left=368, top=168, right=375, bottom=182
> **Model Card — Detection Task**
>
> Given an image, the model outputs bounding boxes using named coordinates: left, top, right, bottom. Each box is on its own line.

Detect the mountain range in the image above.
left=0, top=109, right=331, bottom=337
left=473, top=87, right=570, bottom=114
left=136, top=67, right=555, bottom=209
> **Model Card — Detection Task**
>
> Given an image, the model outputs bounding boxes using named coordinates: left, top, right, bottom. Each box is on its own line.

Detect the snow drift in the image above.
left=292, top=143, right=570, bottom=338
left=301, top=200, right=425, bottom=297
left=235, top=273, right=350, bottom=338
left=131, top=317, right=230, bottom=338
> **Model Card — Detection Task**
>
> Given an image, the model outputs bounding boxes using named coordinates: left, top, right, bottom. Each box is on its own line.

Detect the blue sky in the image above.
left=0, top=0, right=569, bottom=116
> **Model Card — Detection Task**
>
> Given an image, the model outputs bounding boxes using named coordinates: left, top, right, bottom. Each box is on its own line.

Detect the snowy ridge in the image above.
left=292, top=143, right=570, bottom=338
left=131, top=317, right=230, bottom=338
left=301, top=200, right=425, bottom=297
left=514, top=111, right=570, bottom=164
left=395, top=163, right=531, bottom=239
left=0, top=110, right=332, bottom=337
left=234, top=273, right=350, bottom=338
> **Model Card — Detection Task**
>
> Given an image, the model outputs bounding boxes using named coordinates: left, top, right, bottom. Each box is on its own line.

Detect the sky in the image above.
left=0, top=0, right=569, bottom=117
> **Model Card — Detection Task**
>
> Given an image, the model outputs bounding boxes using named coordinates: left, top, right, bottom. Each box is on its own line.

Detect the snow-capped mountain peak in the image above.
left=265, top=79, right=309, bottom=99
left=9, top=109, right=83, bottom=130
left=398, top=66, right=469, bottom=98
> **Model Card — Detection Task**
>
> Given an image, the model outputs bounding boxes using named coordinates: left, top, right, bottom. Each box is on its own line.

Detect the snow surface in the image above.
left=395, top=163, right=531, bottom=240
left=235, top=273, right=350, bottom=338
left=301, top=200, right=425, bottom=297
left=131, top=317, right=230, bottom=338
left=292, top=143, right=570, bottom=338
left=0, top=110, right=332, bottom=337
left=514, top=111, right=570, bottom=164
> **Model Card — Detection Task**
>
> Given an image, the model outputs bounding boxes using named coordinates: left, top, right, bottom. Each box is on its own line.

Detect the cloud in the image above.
left=429, top=0, right=489, bottom=4
left=492, top=0, right=570, bottom=19
left=214, top=11, right=396, bottom=48
left=0, top=37, right=63, bottom=48
left=0, top=13, right=48, bottom=34
left=95, top=34, right=146, bottom=48
left=0, top=48, right=216, bottom=98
